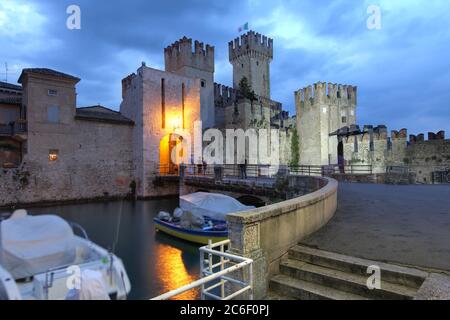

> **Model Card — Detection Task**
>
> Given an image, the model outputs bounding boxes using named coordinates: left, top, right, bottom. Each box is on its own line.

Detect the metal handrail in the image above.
left=156, top=163, right=374, bottom=178
left=0, top=122, right=27, bottom=135
left=151, top=240, right=253, bottom=300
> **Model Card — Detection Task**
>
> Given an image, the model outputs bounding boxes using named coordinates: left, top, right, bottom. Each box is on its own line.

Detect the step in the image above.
left=290, top=245, right=428, bottom=288
left=264, top=291, right=296, bottom=300
left=280, top=259, right=417, bottom=300
left=270, top=274, right=368, bottom=300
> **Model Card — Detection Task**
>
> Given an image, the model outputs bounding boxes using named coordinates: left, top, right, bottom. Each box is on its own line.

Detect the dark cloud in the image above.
left=1, top=0, right=449, bottom=134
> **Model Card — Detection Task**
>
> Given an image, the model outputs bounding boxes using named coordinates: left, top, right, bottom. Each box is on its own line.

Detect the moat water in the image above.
left=24, top=198, right=200, bottom=300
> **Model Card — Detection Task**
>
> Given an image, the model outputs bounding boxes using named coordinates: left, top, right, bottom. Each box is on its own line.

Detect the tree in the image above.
left=238, top=77, right=257, bottom=101
left=290, top=128, right=300, bottom=166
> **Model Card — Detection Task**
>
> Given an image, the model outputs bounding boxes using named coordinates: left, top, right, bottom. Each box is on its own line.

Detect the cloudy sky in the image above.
left=1, top=0, right=449, bottom=134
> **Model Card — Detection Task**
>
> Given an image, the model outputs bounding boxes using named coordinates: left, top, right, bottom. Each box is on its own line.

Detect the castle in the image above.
left=0, top=30, right=449, bottom=207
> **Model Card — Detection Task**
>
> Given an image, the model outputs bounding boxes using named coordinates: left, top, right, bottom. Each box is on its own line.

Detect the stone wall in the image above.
left=229, top=31, right=273, bottom=99
left=120, top=65, right=201, bottom=198
left=0, top=119, right=134, bottom=208
left=164, top=37, right=215, bottom=129
left=342, top=126, right=389, bottom=174
left=226, top=176, right=338, bottom=299
left=404, top=138, right=450, bottom=184
left=0, top=71, right=135, bottom=208
left=296, top=82, right=357, bottom=165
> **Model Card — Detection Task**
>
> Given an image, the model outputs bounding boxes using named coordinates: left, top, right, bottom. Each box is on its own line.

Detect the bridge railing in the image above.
left=151, top=240, right=253, bottom=300
left=156, top=163, right=373, bottom=178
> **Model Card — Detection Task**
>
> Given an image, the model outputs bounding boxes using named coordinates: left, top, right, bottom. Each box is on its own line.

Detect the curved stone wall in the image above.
left=226, top=176, right=338, bottom=299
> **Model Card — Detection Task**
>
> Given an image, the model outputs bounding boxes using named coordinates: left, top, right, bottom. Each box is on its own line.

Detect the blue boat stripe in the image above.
left=154, top=218, right=228, bottom=237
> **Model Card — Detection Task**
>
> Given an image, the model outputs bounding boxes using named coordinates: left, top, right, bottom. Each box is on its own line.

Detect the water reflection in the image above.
left=154, top=235, right=200, bottom=300
left=8, top=199, right=201, bottom=300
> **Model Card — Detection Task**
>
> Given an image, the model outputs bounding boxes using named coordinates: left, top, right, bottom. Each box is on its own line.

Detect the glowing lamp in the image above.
left=169, top=115, right=182, bottom=130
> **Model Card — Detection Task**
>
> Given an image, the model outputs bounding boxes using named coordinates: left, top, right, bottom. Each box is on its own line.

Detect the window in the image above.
left=241, top=64, right=244, bottom=68
left=49, top=149, right=59, bottom=161
left=161, top=78, right=165, bottom=128
left=201, top=80, right=206, bottom=88
left=48, top=89, right=57, bottom=96
left=47, top=106, right=60, bottom=123
left=341, top=116, right=347, bottom=123
left=256, top=61, right=259, bottom=66
left=182, top=83, right=185, bottom=129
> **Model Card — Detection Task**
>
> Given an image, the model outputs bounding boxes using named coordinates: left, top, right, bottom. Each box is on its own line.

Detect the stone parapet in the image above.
left=226, top=177, right=338, bottom=299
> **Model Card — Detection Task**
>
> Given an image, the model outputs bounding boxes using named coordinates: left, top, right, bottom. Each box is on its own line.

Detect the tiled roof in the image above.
left=0, top=97, right=22, bottom=105
left=75, top=105, right=134, bottom=125
left=18, top=68, right=80, bottom=83
left=0, top=81, right=22, bottom=92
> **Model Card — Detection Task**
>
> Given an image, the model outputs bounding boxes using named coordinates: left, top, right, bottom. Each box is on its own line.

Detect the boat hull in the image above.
left=154, top=218, right=228, bottom=245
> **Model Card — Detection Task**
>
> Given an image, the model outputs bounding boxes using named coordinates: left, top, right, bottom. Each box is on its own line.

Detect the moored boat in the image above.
left=154, top=216, right=228, bottom=245
left=0, top=210, right=131, bottom=300
left=153, top=192, right=254, bottom=245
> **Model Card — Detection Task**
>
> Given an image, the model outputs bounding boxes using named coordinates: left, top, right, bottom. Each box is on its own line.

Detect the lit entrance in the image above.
left=159, top=133, right=184, bottom=175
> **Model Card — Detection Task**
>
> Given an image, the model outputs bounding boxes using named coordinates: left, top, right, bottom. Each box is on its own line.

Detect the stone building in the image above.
left=0, top=68, right=135, bottom=207
left=332, top=125, right=449, bottom=183
left=229, top=31, right=273, bottom=98
left=2, top=30, right=449, bottom=207
left=120, top=63, right=201, bottom=198
left=214, top=31, right=296, bottom=165
left=165, top=37, right=215, bottom=129
left=295, top=82, right=357, bottom=166
left=0, top=81, right=25, bottom=168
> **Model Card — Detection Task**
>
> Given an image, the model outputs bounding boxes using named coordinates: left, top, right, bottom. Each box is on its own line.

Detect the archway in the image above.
left=159, top=133, right=184, bottom=175
left=236, top=195, right=266, bottom=208
left=337, top=139, right=344, bottom=173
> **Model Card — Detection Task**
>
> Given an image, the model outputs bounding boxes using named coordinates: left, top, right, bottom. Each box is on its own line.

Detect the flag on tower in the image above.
left=238, top=22, right=249, bottom=33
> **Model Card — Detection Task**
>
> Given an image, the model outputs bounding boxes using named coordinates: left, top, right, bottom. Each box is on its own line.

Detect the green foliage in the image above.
left=238, top=77, right=257, bottom=101
left=290, top=128, right=300, bottom=166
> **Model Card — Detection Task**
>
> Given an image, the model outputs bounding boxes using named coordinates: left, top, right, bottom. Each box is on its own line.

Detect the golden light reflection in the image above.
left=153, top=243, right=199, bottom=300
left=168, top=115, right=182, bottom=131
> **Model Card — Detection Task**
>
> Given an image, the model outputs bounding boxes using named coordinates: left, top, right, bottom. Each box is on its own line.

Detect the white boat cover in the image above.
left=180, top=192, right=255, bottom=221
left=65, top=269, right=110, bottom=300
left=1, top=211, right=76, bottom=279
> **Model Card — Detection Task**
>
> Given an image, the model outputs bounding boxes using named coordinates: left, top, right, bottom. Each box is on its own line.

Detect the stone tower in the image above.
left=164, top=37, right=215, bottom=128
left=229, top=31, right=273, bottom=99
left=295, top=82, right=357, bottom=165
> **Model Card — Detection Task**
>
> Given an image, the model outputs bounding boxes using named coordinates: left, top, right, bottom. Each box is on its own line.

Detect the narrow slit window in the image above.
left=161, top=78, right=165, bottom=129
left=182, top=83, right=185, bottom=129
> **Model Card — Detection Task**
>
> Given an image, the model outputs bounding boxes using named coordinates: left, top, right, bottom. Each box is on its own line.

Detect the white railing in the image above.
left=151, top=240, right=253, bottom=300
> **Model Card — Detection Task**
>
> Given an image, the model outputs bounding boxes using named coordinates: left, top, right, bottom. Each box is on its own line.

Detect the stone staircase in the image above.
left=269, top=245, right=428, bottom=300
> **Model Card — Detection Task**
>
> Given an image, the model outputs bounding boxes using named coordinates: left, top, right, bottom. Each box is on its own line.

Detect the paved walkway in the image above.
left=301, top=183, right=450, bottom=272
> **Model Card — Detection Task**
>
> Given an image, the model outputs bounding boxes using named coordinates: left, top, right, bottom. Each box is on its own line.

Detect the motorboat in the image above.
left=0, top=210, right=131, bottom=300
left=154, top=192, right=254, bottom=245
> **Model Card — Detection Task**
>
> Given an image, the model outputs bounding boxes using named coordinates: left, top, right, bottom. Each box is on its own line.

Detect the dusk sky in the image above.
left=1, top=0, right=449, bottom=134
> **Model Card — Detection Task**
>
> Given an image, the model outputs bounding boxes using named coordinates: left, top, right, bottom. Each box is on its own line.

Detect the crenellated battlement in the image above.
left=295, top=82, right=357, bottom=106
left=228, top=30, right=273, bottom=62
left=391, top=128, right=408, bottom=140
left=164, top=36, right=214, bottom=73
left=214, top=83, right=238, bottom=107
left=337, top=125, right=388, bottom=143
left=121, top=72, right=137, bottom=99
left=409, top=131, right=446, bottom=143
